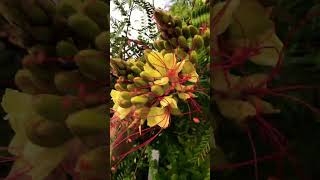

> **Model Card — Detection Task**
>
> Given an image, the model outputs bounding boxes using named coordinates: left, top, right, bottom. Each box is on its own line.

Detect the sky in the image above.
left=110, top=0, right=172, bottom=39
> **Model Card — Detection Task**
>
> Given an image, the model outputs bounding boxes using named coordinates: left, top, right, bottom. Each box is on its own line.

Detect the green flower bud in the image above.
left=127, top=84, right=136, bottom=91
left=154, top=10, right=170, bottom=25
left=151, top=85, right=165, bottom=96
left=140, top=71, right=154, bottom=82
left=156, top=40, right=165, bottom=50
left=164, top=41, right=173, bottom=50
left=192, top=35, right=204, bottom=50
left=169, top=37, right=178, bottom=48
left=202, top=29, right=210, bottom=46
left=133, top=77, right=148, bottom=87
left=33, top=94, right=84, bottom=122
left=131, top=65, right=142, bottom=75
left=182, top=26, right=191, bottom=38
left=190, top=50, right=198, bottom=63
left=131, top=95, right=148, bottom=105
left=127, top=74, right=134, bottom=81
left=66, top=106, right=106, bottom=136
left=95, top=31, right=108, bottom=51
left=136, top=61, right=145, bottom=69
left=120, top=91, right=131, bottom=100
left=174, top=27, right=182, bottom=36
left=119, top=99, right=132, bottom=108
left=174, top=16, right=182, bottom=27
left=56, top=40, right=78, bottom=57
left=68, top=13, right=100, bottom=41
left=188, top=25, right=198, bottom=37
left=178, top=36, right=188, bottom=49
left=26, top=116, right=72, bottom=147
left=115, top=83, right=125, bottom=91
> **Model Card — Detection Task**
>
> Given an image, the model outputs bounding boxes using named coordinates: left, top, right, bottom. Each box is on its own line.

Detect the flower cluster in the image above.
left=111, top=50, right=199, bottom=131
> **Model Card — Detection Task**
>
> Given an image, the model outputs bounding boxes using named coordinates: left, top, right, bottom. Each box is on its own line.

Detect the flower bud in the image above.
left=189, top=25, right=199, bottom=37
left=151, top=85, right=165, bottom=96
left=119, top=99, right=132, bottom=108
left=140, top=71, right=154, bottom=82
left=131, top=65, right=142, bottom=75
left=178, top=36, right=188, bottom=49
left=133, top=77, right=148, bottom=87
left=182, top=26, right=190, bottom=38
left=26, top=116, right=72, bottom=147
left=192, top=35, right=204, bottom=50
left=131, top=95, right=148, bottom=105
left=120, top=91, right=131, bottom=100
left=190, top=50, right=198, bottom=63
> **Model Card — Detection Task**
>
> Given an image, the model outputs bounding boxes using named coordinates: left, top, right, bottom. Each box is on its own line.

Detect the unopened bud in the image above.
left=131, top=95, right=148, bottom=105
left=151, top=85, right=165, bottom=96
left=192, top=35, right=204, bottom=50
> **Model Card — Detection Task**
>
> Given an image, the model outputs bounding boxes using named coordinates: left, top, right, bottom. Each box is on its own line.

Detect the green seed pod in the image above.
left=95, top=31, right=108, bottom=51
left=74, top=49, right=106, bottom=80
left=83, top=0, right=109, bottom=29
left=188, top=25, right=199, bottom=37
left=190, top=50, right=198, bottom=64
left=174, top=27, right=182, bottom=36
left=182, top=26, right=191, bottom=38
left=75, top=147, right=107, bottom=179
left=133, top=77, right=148, bottom=87
left=178, top=36, right=189, bottom=49
left=56, top=40, right=78, bottom=57
left=68, top=14, right=101, bottom=41
left=66, top=106, right=106, bottom=137
left=26, top=116, right=72, bottom=147
left=131, top=65, right=142, bottom=75
left=32, top=94, right=84, bottom=122
left=192, top=35, right=204, bottom=50
left=140, top=71, right=154, bottom=82
left=151, top=85, right=165, bottom=96
left=131, top=95, right=148, bottom=105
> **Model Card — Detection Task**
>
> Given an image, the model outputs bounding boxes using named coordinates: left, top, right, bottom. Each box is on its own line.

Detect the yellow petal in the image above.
left=22, top=142, right=69, bottom=180
left=147, top=107, right=170, bottom=128
left=175, top=60, right=185, bottom=73
left=188, top=71, right=199, bottom=83
left=116, top=106, right=133, bottom=120
left=248, top=96, right=280, bottom=114
left=146, top=51, right=167, bottom=75
left=212, top=0, right=240, bottom=36
left=216, top=98, right=256, bottom=123
left=178, top=93, right=191, bottom=101
left=160, top=96, right=178, bottom=109
left=212, top=69, right=241, bottom=92
left=154, top=77, right=169, bottom=86
left=163, top=53, right=177, bottom=70
left=250, top=33, right=283, bottom=66
left=144, top=64, right=162, bottom=78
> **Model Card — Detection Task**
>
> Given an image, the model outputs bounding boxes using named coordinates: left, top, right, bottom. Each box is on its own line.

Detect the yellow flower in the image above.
left=111, top=90, right=132, bottom=120
left=145, top=51, right=185, bottom=80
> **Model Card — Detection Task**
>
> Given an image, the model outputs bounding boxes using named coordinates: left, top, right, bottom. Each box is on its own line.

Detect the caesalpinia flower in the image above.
left=111, top=50, right=200, bottom=131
